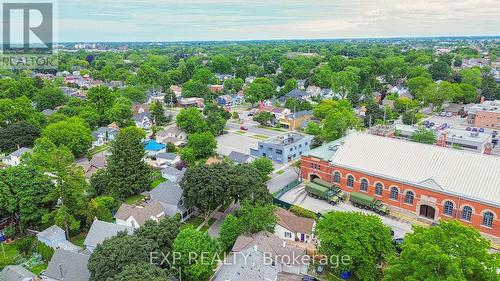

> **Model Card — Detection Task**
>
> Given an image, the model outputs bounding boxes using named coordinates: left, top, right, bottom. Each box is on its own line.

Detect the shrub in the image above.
left=16, top=236, right=36, bottom=255
left=36, top=241, right=55, bottom=261
left=289, top=205, right=317, bottom=220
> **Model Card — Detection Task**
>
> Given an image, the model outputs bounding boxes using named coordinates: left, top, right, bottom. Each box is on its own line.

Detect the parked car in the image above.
left=472, top=128, right=478, bottom=132
left=429, top=122, right=435, bottom=126
left=240, top=126, right=248, bottom=131
left=306, top=182, right=342, bottom=205
left=478, top=128, right=485, bottom=133
left=466, top=127, right=472, bottom=131
left=446, top=112, right=453, bottom=117
left=439, top=112, right=446, bottom=117
left=350, top=192, right=389, bottom=215
left=422, top=120, right=430, bottom=126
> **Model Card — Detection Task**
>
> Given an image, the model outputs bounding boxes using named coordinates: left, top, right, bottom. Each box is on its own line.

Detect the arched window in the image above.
left=375, top=183, right=383, bottom=196
left=404, top=191, right=414, bottom=205
left=461, top=206, right=473, bottom=221
left=347, top=175, right=354, bottom=188
left=482, top=212, right=494, bottom=228
left=333, top=172, right=341, bottom=183
left=390, top=187, right=399, bottom=200
left=443, top=201, right=454, bottom=216
left=360, top=179, right=368, bottom=191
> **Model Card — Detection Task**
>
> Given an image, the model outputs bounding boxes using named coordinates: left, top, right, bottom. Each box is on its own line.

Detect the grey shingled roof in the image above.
left=0, top=265, right=35, bottom=281
left=150, top=181, right=182, bottom=205
left=43, top=249, right=90, bottom=281
left=114, top=200, right=165, bottom=226
left=83, top=220, right=134, bottom=249
left=156, top=153, right=178, bottom=161
left=9, top=147, right=33, bottom=157
left=212, top=248, right=279, bottom=281
left=37, top=225, right=65, bottom=242
left=228, top=151, right=251, bottom=164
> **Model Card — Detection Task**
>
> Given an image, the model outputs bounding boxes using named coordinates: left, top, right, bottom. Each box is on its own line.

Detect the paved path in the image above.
left=208, top=203, right=240, bottom=237
left=267, top=166, right=299, bottom=194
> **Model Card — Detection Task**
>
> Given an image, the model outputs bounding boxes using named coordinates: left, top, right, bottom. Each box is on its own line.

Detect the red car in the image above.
left=240, top=126, right=248, bottom=131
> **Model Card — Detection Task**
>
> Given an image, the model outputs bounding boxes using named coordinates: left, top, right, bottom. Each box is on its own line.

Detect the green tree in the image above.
left=182, top=80, right=210, bottom=98
left=108, top=97, right=133, bottom=128
left=176, top=107, right=207, bottom=134
left=179, top=147, right=196, bottom=166
left=163, top=90, right=177, bottom=106
left=41, top=117, right=93, bottom=157
left=34, top=86, right=68, bottom=111
left=383, top=220, right=499, bottom=281
left=98, top=127, right=152, bottom=199
left=219, top=214, right=241, bottom=250
left=252, top=157, right=274, bottom=180
left=172, top=226, right=219, bottom=281
left=88, top=233, right=159, bottom=281
left=304, top=122, right=322, bottom=136
left=0, top=121, right=40, bottom=152
left=460, top=68, right=483, bottom=88
left=279, top=78, right=298, bottom=96
left=87, top=86, right=117, bottom=125
left=481, top=74, right=500, bottom=100
left=187, top=132, right=217, bottom=158
left=316, top=211, right=393, bottom=281
left=150, top=101, right=168, bottom=126
left=86, top=196, right=116, bottom=225
left=252, top=111, right=274, bottom=126
left=402, top=111, right=418, bottom=125
left=429, top=60, right=452, bottom=81
left=411, top=128, right=436, bottom=144
left=407, top=76, right=433, bottom=100
left=210, top=55, right=232, bottom=74
left=313, top=65, right=334, bottom=89
left=237, top=203, right=277, bottom=234
left=244, top=78, right=275, bottom=104
left=223, top=78, right=244, bottom=93
left=135, top=216, right=181, bottom=256
left=331, top=70, right=359, bottom=102
left=107, top=263, right=166, bottom=281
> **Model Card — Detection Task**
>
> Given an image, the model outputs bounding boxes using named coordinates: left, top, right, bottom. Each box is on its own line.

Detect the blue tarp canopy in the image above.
left=144, top=140, right=166, bottom=151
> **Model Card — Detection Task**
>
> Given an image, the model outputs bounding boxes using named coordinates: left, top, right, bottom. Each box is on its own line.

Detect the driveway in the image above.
left=267, top=165, right=299, bottom=194
left=280, top=185, right=413, bottom=238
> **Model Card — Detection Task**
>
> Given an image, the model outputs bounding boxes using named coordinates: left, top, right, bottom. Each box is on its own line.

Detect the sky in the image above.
left=9, top=0, right=500, bottom=42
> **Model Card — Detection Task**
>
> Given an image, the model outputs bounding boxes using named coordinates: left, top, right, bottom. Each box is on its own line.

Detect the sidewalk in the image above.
left=207, top=203, right=239, bottom=237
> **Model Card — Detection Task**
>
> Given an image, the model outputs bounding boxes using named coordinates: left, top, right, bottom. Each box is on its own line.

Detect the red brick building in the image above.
left=301, top=133, right=499, bottom=239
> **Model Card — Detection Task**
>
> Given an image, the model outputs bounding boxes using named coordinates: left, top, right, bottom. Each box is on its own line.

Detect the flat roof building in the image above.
left=467, top=100, right=500, bottom=129
left=251, top=133, right=314, bottom=163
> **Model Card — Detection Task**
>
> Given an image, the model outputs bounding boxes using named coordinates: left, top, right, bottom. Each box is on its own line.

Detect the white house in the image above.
left=274, top=208, right=315, bottom=243
left=155, top=152, right=180, bottom=167
left=161, top=167, right=186, bottom=182
left=115, top=201, right=165, bottom=228
left=156, top=126, right=188, bottom=146
left=91, top=127, right=119, bottom=148
left=2, top=147, right=32, bottom=166
left=133, top=112, right=152, bottom=129
left=83, top=220, right=134, bottom=252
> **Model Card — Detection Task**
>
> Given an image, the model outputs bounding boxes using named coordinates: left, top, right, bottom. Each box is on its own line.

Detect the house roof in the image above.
left=37, top=225, right=65, bottom=241
left=285, top=89, right=307, bottom=99
left=43, top=249, right=90, bottom=281
left=161, top=166, right=186, bottom=177
left=133, top=112, right=151, bottom=122
left=89, top=152, right=107, bottom=169
left=274, top=208, right=315, bottom=234
left=0, top=265, right=35, bottom=281
left=83, top=220, right=134, bottom=249
left=9, top=147, right=33, bottom=158
left=156, top=153, right=178, bottom=161
left=114, top=200, right=165, bottom=226
left=228, top=151, right=251, bottom=164
left=327, top=133, right=500, bottom=207
left=232, top=232, right=307, bottom=265
left=212, top=248, right=279, bottom=281
left=92, top=127, right=118, bottom=139
left=150, top=181, right=182, bottom=205
left=163, top=125, right=183, bottom=136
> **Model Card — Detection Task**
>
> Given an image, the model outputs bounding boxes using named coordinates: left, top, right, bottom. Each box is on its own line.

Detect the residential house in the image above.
left=0, top=265, right=36, bottom=281
left=37, top=225, right=80, bottom=252
left=155, top=152, right=180, bottom=167
left=215, top=73, right=235, bottom=81
left=251, top=133, right=314, bottom=164
left=91, top=127, right=118, bottom=148
left=161, top=166, right=186, bottom=182
left=106, top=80, right=124, bottom=89
left=147, top=90, right=165, bottom=104
left=389, top=85, right=413, bottom=99
left=320, top=88, right=340, bottom=99
left=209, top=85, right=224, bottom=93
left=133, top=103, right=149, bottom=115
left=177, top=97, right=204, bottom=108
left=41, top=249, right=90, bottom=281
left=223, top=231, right=309, bottom=276
left=217, top=95, right=233, bottom=106
left=144, top=140, right=166, bottom=157
left=228, top=151, right=253, bottom=164
left=42, top=109, right=56, bottom=116
left=115, top=201, right=165, bottom=228
left=83, top=220, right=134, bottom=252
left=156, top=126, right=188, bottom=146
left=274, top=208, right=315, bottom=243
left=245, top=76, right=256, bottom=84
left=169, top=85, right=182, bottom=97
left=2, top=147, right=32, bottom=167
left=232, top=91, right=245, bottom=105
left=150, top=181, right=196, bottom=222
left=79, top=152, right=108, bottom=179
left=133, top=112, right=152, bottom=129
left=279, top=110, right=313, bottom=130
left=296, top=79, right=306, bottom=90
left=306, top=86, right=321, bottom=98
left=279, top=89, right=309, bottom=103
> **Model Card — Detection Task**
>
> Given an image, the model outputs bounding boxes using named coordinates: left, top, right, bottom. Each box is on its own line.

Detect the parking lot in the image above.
left=280, top=184, right=413, bottom=238
left=216, top=131, right=259, bottom=157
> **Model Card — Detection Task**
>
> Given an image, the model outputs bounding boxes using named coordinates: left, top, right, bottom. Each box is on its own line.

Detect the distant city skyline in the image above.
left=26, top=0, right=500, bottom=42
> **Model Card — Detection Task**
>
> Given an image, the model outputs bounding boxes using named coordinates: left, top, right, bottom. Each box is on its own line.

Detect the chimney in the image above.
left=282, top=241, right=286, bottom=248
left=480, top=96, right=485, bottom=104
left=58, top=264, right=63, bottom=279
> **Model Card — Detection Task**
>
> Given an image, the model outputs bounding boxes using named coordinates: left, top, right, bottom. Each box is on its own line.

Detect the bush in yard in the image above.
left=36, top=241, right=55, bottom=261
left=16, top=236, right=36, bottom=255
left=219, top=214, right=241, bottom=250
left=289, top=205, right=317, bottom=220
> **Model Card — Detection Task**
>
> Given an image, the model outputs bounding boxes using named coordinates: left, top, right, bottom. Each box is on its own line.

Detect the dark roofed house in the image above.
left=279, top=89, right=309, bottom=103
left=115, top=200, right=165, bottom=228
left=228, top=151, right=252, bottom=164
left=2, top=147, right=33, bottom=167
left=41, top=249, right=90, bottom=281
left=150, top=181, right=196, bottom=222
left=161, top=166, right=186, bottom=182
left=83, top=220, right=134, bottom=252
left=0, top=265, right=35, bottom=281
left=133, top=112, right=152, bottom=129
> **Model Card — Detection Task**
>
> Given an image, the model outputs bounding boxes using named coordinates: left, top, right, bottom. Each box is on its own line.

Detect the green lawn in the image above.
left=29, top=264, right=47, bottom=275
left=88, top=145, right=109, bottom=157
left=0, top=241, right=20, bottom=269
left=251, top=134, right=269, bottom=140
left=257, top=125, right=287, bottom=132
left=124, top=194, right=145, bottom=205
left=184, top=217, right=204, bottom=228
left=235, top=130, right=247, bottom=135
left=150, top=177, right=167, bottom=190
left=275, top=170, right=285, bottom=175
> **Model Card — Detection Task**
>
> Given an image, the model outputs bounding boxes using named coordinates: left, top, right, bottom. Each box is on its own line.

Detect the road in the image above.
left=280, top=185, right=413, bottom=238
left=226, top=121, right=286, bottom=138
left=267, top=165, right=299, bottom=194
